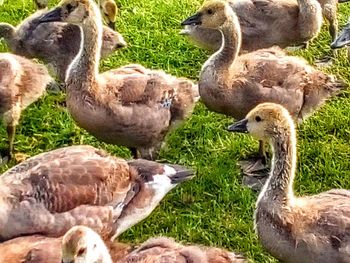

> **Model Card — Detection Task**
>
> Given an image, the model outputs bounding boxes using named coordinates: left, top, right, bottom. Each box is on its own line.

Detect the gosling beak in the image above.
left=116, top=41, right=127, bottom=49
left=108, top=21, right=115, bottom=30
left=331, top=24, right=350, bottom=49
left=227, top=119, right=248, bottom=133
left=179, top=29, right=190, bottom=35
left=168, top=164, right=195, bottom=184
left=39, top=7, right=63, bottom=23
left=181, top=13, right=202, bottom=26
left=116, top=34, right=127, bottom=49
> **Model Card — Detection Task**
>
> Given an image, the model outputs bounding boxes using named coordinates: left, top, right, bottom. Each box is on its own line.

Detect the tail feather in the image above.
left=338, top=0, right=350, bottom=3
left=299, top=75, right=348, bottom=121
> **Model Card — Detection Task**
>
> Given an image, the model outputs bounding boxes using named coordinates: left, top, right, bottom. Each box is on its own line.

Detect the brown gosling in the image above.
left=33, top=0, right=118, bottom=30
left=180, top=0, right=322, bottom=52
left=0, top=231, right=131, bottom=263
left=0, top=9, right=126, bottom=83
left=181, top=0, right=348, bottom=52
left=0, top=145, right=194, bottom=241
left=99, top=0, right=118, bottom=29
left=181, top=0, right=345, bottom=190
left=0, top=226, right=245, bottom=263
left=228, top=102, right=350, bottom=263
left=61, top=226, right=246, bottom=263
left=38, top=0, right=199, bottom=160
left=0, top=53, right=52, bottom=164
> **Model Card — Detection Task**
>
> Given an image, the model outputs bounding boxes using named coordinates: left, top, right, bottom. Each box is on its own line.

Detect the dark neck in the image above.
left=66, top=9, right=102, bottom=88
left=209, top=15, right=241, bottom=71
left=258, top=127, right=296, bottom=205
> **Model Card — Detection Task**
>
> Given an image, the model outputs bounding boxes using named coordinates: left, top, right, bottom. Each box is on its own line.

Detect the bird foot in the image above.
left=238, top=157, right=270, bottom=191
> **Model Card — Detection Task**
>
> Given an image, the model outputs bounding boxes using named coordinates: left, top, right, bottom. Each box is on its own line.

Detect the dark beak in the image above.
left=39, top=7, right=63, bottom=23
left=116, top=42, right=127, bottom=49
left=168, top=164, right=195, bottom=184
left=181, top=13, right=202, bottom=26
left=331, top=24, right=350, bottom=49
left=227, top=119, right=248, bottom=133
left=108, top=21, right=115, bottom=30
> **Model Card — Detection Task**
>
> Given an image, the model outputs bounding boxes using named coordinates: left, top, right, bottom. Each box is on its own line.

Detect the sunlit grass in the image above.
left=0, top=0, right=349, bottom=261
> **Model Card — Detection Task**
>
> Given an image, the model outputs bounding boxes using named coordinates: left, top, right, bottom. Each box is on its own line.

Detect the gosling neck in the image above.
left=95, top=245, right=113, bottom=263
left=0, top=23, right=15, bottom=43
left=207, top=14, right=241, bottom=71
left=257, top=125, right=297, bottom=206
left=66, top=9, right=102, bottom=88
left=296, top=0, right=322, bottom=39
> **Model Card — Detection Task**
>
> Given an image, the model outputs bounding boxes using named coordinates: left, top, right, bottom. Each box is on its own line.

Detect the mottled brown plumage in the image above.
left=62, top=226, right=246, bottom=263
left=0, top=235, right=62, bottom=263
left=0, top=53, right=52, bottom=163
left=181, top=0, right=322, bottom=52
left=182, top=1, right=345, bottom=186
left=0, top=145, right=194, bottom=241
left=38, top=0, right=198, bottom=160
left=0, top=231, right=132, bottom=263
left=228, top=103, right=350, bottom=263
left=0, top=9, right=126, bottom=82
left=118, top=237, right=246, bottom=263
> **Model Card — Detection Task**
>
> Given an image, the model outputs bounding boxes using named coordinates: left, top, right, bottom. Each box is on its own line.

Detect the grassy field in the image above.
left=1, top=0, right=350, bottom=261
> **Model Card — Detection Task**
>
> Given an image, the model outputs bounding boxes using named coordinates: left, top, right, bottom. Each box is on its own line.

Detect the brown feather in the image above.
left=0, top=9, right=126, bottom=82
left=0, top=145, right=193, bottom=241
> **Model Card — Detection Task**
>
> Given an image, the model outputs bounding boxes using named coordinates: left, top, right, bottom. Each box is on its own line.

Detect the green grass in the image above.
left=1, top=0, right=350, bottom=261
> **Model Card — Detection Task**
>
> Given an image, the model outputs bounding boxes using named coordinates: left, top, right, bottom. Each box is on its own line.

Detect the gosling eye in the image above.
left=255, top=116, right=262, bottom=122
left=77, top=247, right=86, bottom=257
left=207, top=9, right=213, bottom=15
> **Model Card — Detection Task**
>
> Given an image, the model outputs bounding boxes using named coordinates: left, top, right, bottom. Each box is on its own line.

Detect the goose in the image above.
left=0, top=10, right=126, bottom=83
left=227, top=102, right=350, bottom=263
left=180, top=0, right=322, bottom=53
left=0, top=226, right=246, bottom=263
left=0, top=231, right=131, bottom=263
left=38, top=0, right=199, bottom=160
left=99, top=0, right=118, bottom=30
left=33, top=0, right=118, bottom=29
left=0, top=145, right=194, bottom=241
left=0, top=53, right=52, bottom=164
left=181, top=0, right=345, bottom=190
left=117, top=237, right=247, bottom=263
left=62, top=226, right=247, bottom=263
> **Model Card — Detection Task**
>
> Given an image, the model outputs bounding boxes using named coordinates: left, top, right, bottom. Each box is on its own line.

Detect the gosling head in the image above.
left=181, top=0, right=232, bottom=29
left=34, top=0, right=48, bottom=9
left=61, top=226, right=112, bottom=263
left=331, top=21, right=350, bottom=49
left=0, top=23, right=15, bottom=41
left=100, top=0, right=118, bottom=29
left=227, top=103, right=295, bottom=142
left=38, top=0, right=100, bottom=26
